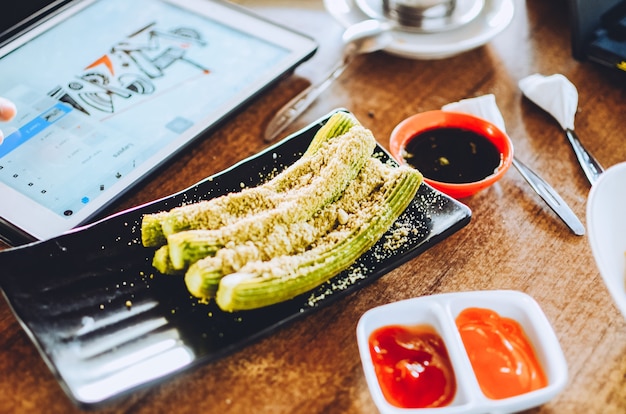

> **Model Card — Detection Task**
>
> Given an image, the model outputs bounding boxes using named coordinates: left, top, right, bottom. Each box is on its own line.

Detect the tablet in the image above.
left=0, top=0, right=317, bottom=245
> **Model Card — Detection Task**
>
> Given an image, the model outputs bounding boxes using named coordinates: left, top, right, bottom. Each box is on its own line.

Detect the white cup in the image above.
left=383, top=0, right=457, bottom=25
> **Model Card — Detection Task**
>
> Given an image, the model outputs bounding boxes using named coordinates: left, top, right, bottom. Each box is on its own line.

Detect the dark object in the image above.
left=0, top=109, right=471, bottom=409
left=568, top=0, right=626, bottom=72
left=0, top=1, right=73, bottom=43
left=403, top=127, right=501, bottom=184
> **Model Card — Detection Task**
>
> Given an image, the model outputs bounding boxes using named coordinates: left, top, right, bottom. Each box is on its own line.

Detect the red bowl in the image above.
left=389, top=110, right=514, bottom=199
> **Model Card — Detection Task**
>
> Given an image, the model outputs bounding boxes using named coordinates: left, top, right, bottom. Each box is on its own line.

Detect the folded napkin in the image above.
left=442, top=94, right=507, bottom=132
left=518, top=73, right=578, bottom=131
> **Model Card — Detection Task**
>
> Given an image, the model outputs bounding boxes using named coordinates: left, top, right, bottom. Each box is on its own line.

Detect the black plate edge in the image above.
left=0, top=108, right=472, bottom=409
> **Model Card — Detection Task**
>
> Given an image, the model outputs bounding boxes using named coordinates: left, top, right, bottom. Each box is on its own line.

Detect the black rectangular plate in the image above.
left=0, top=109, right=471, bottom=409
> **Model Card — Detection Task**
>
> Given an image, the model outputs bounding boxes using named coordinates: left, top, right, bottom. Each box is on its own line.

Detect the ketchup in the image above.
left=368, top=324, right=456, bottom=408
left=455, top=307, right=548, bottom=400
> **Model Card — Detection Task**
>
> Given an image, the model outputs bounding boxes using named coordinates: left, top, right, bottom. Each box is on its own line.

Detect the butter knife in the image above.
left=264, top=19, right=393, bottom=142
left=512, top=157, right=585, bottom=235
left=443, top=94, right=585, bottom=236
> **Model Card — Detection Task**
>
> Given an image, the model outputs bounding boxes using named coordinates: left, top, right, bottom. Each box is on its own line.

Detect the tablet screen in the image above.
left=0, top=0, right=317, bottom=244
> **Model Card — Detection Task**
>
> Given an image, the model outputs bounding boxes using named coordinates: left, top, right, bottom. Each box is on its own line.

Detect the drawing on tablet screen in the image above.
left=0, top=0, right=291, bottom=220
left=48, top=22, right=211, bottom=116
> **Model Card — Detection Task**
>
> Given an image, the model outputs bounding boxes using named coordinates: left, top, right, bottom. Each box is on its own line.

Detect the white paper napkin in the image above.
left=518, top=73, right=578, bottom=131
left=441, top=94, right=507, bottom=132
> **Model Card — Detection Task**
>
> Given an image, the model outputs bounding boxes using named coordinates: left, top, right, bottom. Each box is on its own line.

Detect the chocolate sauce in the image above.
left=402, top=127, right=502, bottom=183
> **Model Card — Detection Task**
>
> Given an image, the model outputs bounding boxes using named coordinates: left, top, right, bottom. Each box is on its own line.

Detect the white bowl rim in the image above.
left=586, top=161, right=626, bottom=319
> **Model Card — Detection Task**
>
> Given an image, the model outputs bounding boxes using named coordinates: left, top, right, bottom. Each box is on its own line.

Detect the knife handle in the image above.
left=513, top=157, right=585, bottom=235
left=264, top=59, right=349, bottom=142
left=565, top=128, right=604, bottom=185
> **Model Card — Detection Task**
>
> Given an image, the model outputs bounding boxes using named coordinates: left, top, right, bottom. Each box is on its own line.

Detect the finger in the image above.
left=0, top=97, right=17, bottom=122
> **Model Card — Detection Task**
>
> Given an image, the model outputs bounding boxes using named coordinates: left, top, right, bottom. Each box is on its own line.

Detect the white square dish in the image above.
left=356, top=290, right=568, bottom=414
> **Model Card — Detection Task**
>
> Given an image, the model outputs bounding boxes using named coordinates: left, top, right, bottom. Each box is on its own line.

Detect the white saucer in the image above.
left=323, top=0, right=515, bottom=60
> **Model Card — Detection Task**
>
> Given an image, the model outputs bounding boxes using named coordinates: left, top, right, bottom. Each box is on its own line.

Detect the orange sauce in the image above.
left=455, top=307, right=548, bottom=399
left=368, top=324, right=456, bottom=408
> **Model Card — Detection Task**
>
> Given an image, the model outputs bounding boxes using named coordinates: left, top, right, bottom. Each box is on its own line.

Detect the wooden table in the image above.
left=2, top=0, right=626, bottom=412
